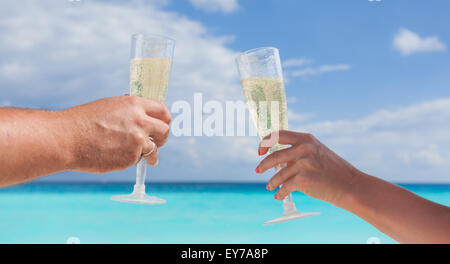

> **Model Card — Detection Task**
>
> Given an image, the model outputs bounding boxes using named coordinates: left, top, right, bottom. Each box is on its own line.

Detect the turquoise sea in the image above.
left=0, top=183, right=449, bottom=244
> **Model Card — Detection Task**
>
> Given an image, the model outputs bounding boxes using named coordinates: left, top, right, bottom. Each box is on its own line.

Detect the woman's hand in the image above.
left=256, top=130, right=362, bottom=207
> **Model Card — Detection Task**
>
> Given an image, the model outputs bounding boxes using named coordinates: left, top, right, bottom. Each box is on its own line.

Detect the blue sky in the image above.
left=1, top=0, right=450, bottom=183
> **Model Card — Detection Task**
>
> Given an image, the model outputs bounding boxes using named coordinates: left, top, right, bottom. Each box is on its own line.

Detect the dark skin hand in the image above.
left=256, top=130, right=450, bottom=244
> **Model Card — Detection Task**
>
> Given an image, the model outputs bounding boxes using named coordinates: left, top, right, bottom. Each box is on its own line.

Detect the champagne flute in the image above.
left=236, top=47, right=320, bottom=224
left=111, top=34, right=175, bottom=204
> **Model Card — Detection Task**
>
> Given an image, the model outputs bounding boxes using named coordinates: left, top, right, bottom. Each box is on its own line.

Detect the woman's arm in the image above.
left=345, top=173, right=450, bottom=243
left=256, top=130, right=450, bottom=244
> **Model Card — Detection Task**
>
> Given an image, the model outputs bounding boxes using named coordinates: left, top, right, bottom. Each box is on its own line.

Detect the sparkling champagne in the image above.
left=129, top=57, right=172, bottom=102
left=241, top=77, right=288, bottom=139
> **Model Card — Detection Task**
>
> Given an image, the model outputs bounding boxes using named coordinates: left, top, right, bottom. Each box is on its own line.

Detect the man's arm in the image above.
left=0, top=108, right=72, bottom=186
left=0, top=96, right=171, bottom=187
left=256, top=130, right=450, bottom=244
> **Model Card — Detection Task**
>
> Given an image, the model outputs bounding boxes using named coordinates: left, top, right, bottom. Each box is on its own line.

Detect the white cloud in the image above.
left=0, top=0, right=240, bottom=109
left=0, top=61, right=34, bottom=80
left=296, top=98, right=450, bottom=183
left=288, top=110, right=314, bottom=122
left=282, top=57, right=312, bottom=68
left=0, top=100, right=12, bottom=107
left=283, top=56, right=351, bottom=80
left=290, top=64, right=351, bottom=77
left=393, top=28, right=446, bottom=56
left=397, top=145, right=446, bottom=167
left=189, top=0, right=239, bottom=14
left=286, top=97, right=297, bottom=104
left=0, top=0, right=248, bottom=182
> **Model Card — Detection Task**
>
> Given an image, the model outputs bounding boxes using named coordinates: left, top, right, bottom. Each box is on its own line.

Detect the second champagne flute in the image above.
left=236, top=47, right=320, bottom=224
left=111, top=34, right=175, bottom=204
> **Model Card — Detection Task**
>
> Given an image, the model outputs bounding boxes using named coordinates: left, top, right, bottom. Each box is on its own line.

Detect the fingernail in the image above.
left=255, top=167, right=260, bottom=173
left=274, top=194, right=278, bottom=200
left=266, top=184, right=271, bottom=190
left=258, top=149, right=261, bottom=156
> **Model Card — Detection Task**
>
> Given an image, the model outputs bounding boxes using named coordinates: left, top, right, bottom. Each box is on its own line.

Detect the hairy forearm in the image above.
left=0, top=108, right=73, bottom=187
left=340, top=172, right=450, bottom=243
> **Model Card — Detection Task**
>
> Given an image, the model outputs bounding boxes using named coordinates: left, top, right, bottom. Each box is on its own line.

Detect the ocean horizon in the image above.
left=1, top=182, right=449, bottom=244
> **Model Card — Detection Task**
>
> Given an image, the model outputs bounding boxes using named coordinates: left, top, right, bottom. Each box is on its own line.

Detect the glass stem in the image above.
left=133, top=158, right=147, bottom=194
left=274, top=163, right=297, bottom=212
left=283, top=193, right=294, bottom=204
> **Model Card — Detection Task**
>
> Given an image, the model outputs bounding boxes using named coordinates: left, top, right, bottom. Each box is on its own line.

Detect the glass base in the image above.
left=264, top=200, right=320, bottom=225
left=110, top=184, right=166, bottom=205
left=110, top=193, right=166, bottom=204
left=264, top=211, right=320, bottom=225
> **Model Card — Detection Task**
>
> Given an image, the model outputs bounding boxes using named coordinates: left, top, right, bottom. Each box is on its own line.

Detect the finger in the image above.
left=274, top=177, right=297, bottom=201
left=140, top=116, right=170, bottom=147
left=140, top=135, right=154, bottom=155
left=145, top=146, right=159, bottom=167
left=256, top=144, right=312, bottom=174
left=267, top=163, right=301, bottom=191
left=138, top=97, right=172, bottom=125
left=258, top=130, right=313, bottom=156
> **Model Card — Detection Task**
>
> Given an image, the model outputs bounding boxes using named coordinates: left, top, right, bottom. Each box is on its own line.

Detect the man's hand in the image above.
left=62, top=95, right=171, bottom=173
left=256, top=130, right=360, bottom=207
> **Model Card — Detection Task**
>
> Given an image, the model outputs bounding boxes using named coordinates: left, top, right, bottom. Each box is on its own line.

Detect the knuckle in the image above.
left=295, top=159, right=305, bottom=169
left=132, top=152, right=141, bottom=164
left=126, top=95, right=140, bottom=105
left=125, top=149, right=141, bottom=165
left=305, top=132, right=313, bottom=138
left=302, top=144, right=315, bottom=154
left=260, top=160, right=269, bottom=170
left=152, top=99, right=165, bottom=111
left=154, top=124, right=170, bottom=145
left=154, top=125, right=170, bottom=146
left=166, top=113, right=172, bottom=124
left=271, top=152, right=280, bottom=163
left=279, top=187, right=287, bottom=197
left=269, top=176, right=279, bottom=187
left=307, top=133, right=318, bottom=143
left=162, top=124, right=170, bottom=137
left=158, top=137, right=168, bottom=147
left=274, top=151, right=285, bottom=163
left=155, top=99, right=165, bottom=108
left=132, top=133, right=145, bottom=145
left=145, top=154, right=156, bottom=164
left=294, top=144, right=305, bottom=153
left=268, top=179, right=274, bottom=188
left=294, top=174, right=311, bottom=191
left=300, top=132, right=314, bottom=141
left=135, top=116, right=147, bottom=128
left=272, top=172, right=284, bottom=186
left=296, top=158, right=313, bottom=170
left=276, top=169, right=285, bottom=181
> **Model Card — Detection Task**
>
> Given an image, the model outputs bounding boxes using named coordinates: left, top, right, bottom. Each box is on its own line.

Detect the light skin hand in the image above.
left=63, top=95, right=171, bottom=172
left=256, top=130, right=450, bottom=244
left=0, top=95, right=171, bottom=187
